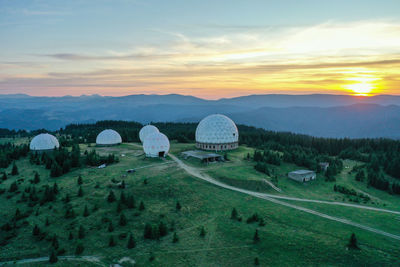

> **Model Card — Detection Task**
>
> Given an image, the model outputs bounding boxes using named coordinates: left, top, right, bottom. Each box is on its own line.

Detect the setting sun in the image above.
left=344, top=75, right=381, bottom=96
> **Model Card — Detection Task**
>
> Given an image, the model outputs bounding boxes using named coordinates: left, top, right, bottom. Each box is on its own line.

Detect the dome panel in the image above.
left=30, top=133, right=60, bottom=151
left=96, top=129, right=122, bottom=146
left=195, top=114, right=239, bottom=144
left=139, top=125, right=159, bottom=143
left=143, top=132, right=170, bottom=157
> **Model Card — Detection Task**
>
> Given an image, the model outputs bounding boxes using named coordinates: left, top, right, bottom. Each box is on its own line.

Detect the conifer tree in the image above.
left=52, top=234, right=59, bottom=249
left=9, top=181, right=18, bottom=192
left=116, top=202, right=122, bottom=213
left=77, top=175, right=83, bottom=185
left=77, top=186, right=83, bottom=197
left=119, top=213, right=127, bottom=226
left=127, top=195, right=135, bottom=209
left=75, top=244, right=84, bottom=255
left=83, top=205, right=89, bottom=217
left=253, top=229, right=260, bottom=243
left=1, top=172, right=7, bottom=181
left=348, top=233, right=359, bottom=249
left=68, top=232, right=73, bottom=240
left=32, top=224, right=40, bottom=236
left=127, top=234, right=136, bottom=249
left=33, top=172, right=40, bottom=184
left=139, top=201, right=145, bottom=211
left=200, top=226, right=206, bottom=237
left=107, top=190, right=116, bottom=203
left=176, top=201, right=181, bottom=211
left=64, top=194, right=70, bottom=203
left=120, top=191, right=126, bottom=204
left=109, top=236, right=116, bottom=247
left=172, top=232, right=179, bottom=243
left=11, top=162, right=19, bottom=175
left=254, top=257, right=260, bottom=266
left=49, top=250, right=58, bottom=264
left=231, top=208, right=238, bottom=219
left=158, top=221, right=168, bottom=237
left=78, top=225, right=85, bottom=239
left=45, top=217, right=50, bottom=226
left=53, top=182, right=58, bottom=194
left=108, top=221, right=114, bottom=232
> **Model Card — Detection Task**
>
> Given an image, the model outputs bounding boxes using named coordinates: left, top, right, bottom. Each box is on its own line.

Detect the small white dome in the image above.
left=143, top=132, right=170, bottom=157
left=96, top=129, right=122, bottom=146
left=30, top=133, right=60, bottom=151
left=139, top=125, right=159, bottom=143
left=196, top=114, right=238, bottom=144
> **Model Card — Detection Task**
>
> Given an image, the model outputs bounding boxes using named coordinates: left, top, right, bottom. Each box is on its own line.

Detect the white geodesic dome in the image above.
left=139, top=125, right=159, bottom=143
left=143, top=132, right=170, bottom=157
left=96, top=129, right=122, bottom=146
left=195, top=114, right=239, bottom=144
left=30, top=133, right=60, bottom=151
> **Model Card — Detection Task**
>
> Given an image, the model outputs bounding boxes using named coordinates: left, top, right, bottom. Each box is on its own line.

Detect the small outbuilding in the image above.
left=319, top=162, right=330, bottom=171
left=30, top=133, right=60, bottom=151
left=96, top=129, right=122, bottom=146
left=288, top=170, right=316, bottom=182
left=182, top=150, right=223, bottom=163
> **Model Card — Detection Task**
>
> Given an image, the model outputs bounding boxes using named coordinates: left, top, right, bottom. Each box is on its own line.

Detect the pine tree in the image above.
left=107, top=190, right=116, bottom=203
left=52, top=234, right=59, bottom=249
left=68, top=232, right=73, bottom=240
left=32, top=224, right=40, bottom=236
left=11, top=162, right=19, bottom=175
left=49, top=250, right=58, bottom=263
left=127, top=234, right=136, bottom=249
left=127, top=195, right=135, bottom=209
left=33, top=172, right=40, bottom=184
left=200, top=226, right=206, bottom=237
left=348, top=233, right=359, bottom=249
left=172, top=232, right=178, bottom=243
left=158, top=221, right=168, bottom=237
left=83, top=205, right=89, bottom=217
left=139, top=201, right=145, bottom=211
left=254, top=257, right=260, bottom=266
left=253, top=229, right=260, bottom=243
left=116, top=202, right=122, bottom=213
left=231, top=208, right=238, bottom=219
left=119, top=213, right=127, bottom=226
left=121, top=180, right=126, bottom=189
left=258, top=218, right=265, bottom=227
left=64, top=194, right=70, bottom=203
left=77, top=186, right=83, bottom=197
left=78, top=225, right=85, bottom=239
left=1, top=172, right=7, bottom=181
left=45, top=217, right=50, bottom=226
left=120, top=191, right=126, bottom=204
left=9, top=181, right=18, bottom=192
left=176, top=201, right=181, bottom=211
left=109, top=236, right=116, bottom=247
left=77, top=175, right=83, bottom=185
left=108, top=221, right=114, bottom=232
left=53, top=182, right=58, bottom=194
left=75, top=244, right=84, bottom=255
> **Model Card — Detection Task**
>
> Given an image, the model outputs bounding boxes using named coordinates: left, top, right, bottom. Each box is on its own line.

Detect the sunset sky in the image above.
left=1, top=0, right=400, bottom=99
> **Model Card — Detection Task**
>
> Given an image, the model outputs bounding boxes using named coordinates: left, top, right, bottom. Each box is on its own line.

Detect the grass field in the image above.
left=0, top=140, right=399, bottom=266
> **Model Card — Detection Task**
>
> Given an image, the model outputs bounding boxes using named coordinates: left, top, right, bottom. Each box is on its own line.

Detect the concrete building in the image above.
left=319, top=162, right=330, bottom=171
left=30, top=133, right=60, bottom=151
left=182, top=150, right=223, bottom=163
left=195, top=114, right=239, bottom=151
left=96, top=129, right=122, bottom=146
left=288, top=170, right=316, bottom=182
left=143, top=132, right=170, bottom=157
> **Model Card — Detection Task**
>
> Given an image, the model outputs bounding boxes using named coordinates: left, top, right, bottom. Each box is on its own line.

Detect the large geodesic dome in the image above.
left=195, top=114, right=239, bottom=151
left=143, top=132, right=170, bottom=157
left=96, top=129, right=122, bottom=146
left=139, top=125, right=159, bottom=143
left=30, top=133, right=60, bottom=151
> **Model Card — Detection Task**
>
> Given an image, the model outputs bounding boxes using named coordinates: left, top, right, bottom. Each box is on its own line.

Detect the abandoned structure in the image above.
left=319, top=162, right=330, bottom=171
left=195, top=114, right=239, bottom=151
left=182, top=150, right=223, bottom=163
left=96, top=129, right=122, bottom=146
left=143, top=132, right=170, bottom=157
left=288, top=170, right=316, bottom=182
left=139, top=125, right=159, bottom=143
left=30, top=133, right=60, bottom=151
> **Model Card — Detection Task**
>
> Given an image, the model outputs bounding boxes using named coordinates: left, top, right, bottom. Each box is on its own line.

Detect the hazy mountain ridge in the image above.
left=0, top=93, right=399, bottom=138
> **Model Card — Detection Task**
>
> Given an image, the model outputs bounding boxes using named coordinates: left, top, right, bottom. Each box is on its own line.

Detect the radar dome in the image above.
left=30, top=133, right=60, bottom=151
left=143, top=132, right=170, bottom=157
left=139, top=125, right=159, bottom=143
left=96, top=129, right=122, bottom=146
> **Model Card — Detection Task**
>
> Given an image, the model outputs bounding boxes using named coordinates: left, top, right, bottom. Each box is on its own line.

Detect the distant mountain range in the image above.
left=0, top=93, right=400, bottom=138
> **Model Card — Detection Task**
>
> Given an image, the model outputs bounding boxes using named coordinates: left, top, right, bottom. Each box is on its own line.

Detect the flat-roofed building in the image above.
left=182, top=150, right=223, bottom=163
left=288, top=170, right=316, bottom=182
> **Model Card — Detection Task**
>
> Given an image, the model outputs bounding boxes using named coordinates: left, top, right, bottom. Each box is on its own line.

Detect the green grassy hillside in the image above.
left=0, top=141, right=399, bottom=266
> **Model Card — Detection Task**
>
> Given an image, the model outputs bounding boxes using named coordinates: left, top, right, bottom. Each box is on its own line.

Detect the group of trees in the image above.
left=0, top=143, right=29, bottom=169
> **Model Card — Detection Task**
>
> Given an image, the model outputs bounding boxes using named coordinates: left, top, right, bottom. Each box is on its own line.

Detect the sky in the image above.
left=1, top=0, right=400, bottom=99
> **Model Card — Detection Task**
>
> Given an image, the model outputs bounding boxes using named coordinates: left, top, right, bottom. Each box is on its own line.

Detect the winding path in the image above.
left=169, top=154, right=400, bottom=241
